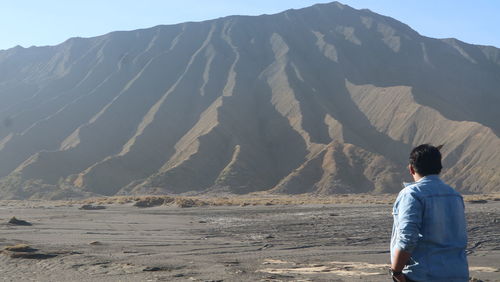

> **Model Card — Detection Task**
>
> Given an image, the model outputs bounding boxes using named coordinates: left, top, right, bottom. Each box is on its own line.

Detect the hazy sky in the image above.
left=1, top=0, right=499, bottom=51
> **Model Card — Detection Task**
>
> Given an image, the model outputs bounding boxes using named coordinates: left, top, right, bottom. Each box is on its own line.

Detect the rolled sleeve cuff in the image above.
left=395, top=240, right=416, bottom=253
left=395, top=232, right=418, bottom=253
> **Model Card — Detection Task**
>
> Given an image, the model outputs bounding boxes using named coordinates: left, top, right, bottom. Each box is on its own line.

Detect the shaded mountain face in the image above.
left=0, top=2, right=499, bottom=199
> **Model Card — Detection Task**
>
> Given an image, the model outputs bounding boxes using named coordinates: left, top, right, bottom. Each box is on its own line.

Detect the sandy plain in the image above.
left=0, top=195, right=498, bottom=282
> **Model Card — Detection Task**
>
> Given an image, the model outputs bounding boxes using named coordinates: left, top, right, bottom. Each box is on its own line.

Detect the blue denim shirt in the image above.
left=391, top=175, right=469, bottom=281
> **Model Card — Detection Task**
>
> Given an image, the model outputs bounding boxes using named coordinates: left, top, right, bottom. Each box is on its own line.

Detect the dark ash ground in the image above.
left=0, top=200, right=498, bottom=281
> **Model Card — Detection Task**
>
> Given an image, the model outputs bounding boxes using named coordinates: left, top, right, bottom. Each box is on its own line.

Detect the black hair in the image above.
left=409, top=144, right=443, bottom=176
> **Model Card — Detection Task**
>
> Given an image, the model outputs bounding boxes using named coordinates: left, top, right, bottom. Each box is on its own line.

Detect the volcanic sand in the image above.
left=0, top=199, right=498, bottom=281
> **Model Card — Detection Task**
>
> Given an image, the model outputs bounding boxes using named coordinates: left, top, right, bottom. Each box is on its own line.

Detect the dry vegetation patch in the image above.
left=2, top=244, right=58, bottom=259
left=71, top=194, right=402, bottom=207
left=6, top=193, right=496, bottom=209
left=7, top=217, right=32, bottom=225
left=4, top=244, right=37, bottom=252
left=79, top=204, right=106, bottom=210
left=463, top=194, right=500, bottom=203
left=133, top=196, right=174, bottom=207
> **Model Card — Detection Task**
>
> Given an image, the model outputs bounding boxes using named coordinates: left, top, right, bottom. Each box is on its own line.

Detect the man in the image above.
left=390, top=144, right=469, bottom=282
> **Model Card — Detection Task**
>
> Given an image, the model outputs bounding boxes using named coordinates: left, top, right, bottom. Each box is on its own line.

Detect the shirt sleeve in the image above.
left=395, top=191, right=423, bottom=253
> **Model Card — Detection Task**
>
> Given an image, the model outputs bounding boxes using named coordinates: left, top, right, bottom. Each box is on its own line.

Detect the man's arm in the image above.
left=391, top=248, right=411, bottom=281
left=392, top=192, right=423, bottom=281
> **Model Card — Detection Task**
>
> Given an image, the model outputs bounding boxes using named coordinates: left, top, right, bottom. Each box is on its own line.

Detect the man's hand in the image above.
left=392, top=273, right=407, bottom=282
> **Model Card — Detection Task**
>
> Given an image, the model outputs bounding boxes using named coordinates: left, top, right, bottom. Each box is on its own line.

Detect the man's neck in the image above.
left=413, top=173, right=424, bottom=182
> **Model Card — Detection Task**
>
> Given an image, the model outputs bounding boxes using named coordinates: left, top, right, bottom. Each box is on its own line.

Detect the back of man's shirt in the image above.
left=391, top=175, right=469, bottom=281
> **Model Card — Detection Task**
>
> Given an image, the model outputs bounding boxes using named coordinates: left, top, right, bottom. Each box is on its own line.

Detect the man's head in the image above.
left=409, top=144, right=443, bottom=177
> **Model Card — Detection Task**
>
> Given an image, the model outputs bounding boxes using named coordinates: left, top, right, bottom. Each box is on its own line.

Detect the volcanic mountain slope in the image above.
left=0, top=2, right=499, bottom=199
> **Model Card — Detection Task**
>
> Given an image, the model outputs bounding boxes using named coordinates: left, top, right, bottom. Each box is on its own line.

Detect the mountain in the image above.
left=0, top=2, right=499, bottom=199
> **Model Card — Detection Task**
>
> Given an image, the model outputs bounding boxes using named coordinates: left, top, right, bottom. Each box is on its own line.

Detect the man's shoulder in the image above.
left=396, top=185, right=424, bottom=204
left=401, top=177, right=462, bottom=198
left=399, top=183, right=424, bottom=196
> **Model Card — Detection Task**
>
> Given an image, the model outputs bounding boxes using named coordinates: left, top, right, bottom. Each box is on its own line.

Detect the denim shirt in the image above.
left=391, top=175, right=469, bottom=281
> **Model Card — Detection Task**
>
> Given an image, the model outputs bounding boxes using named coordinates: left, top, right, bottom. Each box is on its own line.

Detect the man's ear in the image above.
left=408, top=164, right=415, bottom=175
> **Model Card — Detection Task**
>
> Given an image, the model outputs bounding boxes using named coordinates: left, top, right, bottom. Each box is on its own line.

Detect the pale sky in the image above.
left=1, top=0, right=499, bottom=51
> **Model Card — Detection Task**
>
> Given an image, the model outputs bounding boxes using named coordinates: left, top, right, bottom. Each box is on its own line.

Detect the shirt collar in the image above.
left=403, top=174, right=440, bottom=187
left=420, top=174, right=441, bottom=181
